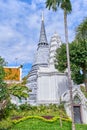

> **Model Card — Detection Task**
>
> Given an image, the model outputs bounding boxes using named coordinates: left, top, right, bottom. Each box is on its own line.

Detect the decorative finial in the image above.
left=38, top=11, right=48, bottom=45
left=42, top=11, right=44, bottom=21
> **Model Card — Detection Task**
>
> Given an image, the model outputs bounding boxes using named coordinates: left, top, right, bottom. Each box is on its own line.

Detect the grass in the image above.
left=0, top=104, right=87, bottom=130
left=10, top=117, right=87, bottom=130
left=0, top=104, right=68, bottom=130
left=10, top=118, right=72, bottom=130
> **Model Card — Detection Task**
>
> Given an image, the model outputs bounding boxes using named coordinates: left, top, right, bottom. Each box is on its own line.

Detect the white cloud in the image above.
left=0, top=0, right=87, bottom=76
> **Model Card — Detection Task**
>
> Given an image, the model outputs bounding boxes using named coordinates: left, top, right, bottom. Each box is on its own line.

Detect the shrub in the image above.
left=12, top=115, right=71, bottom=125
left=0, top=118, right=12, bottom=130
left=37, top=104, right=46, bottom=112
left=0, top=106, right=10, bottom=120
left=58, top=102, right=64, bottom=110
left=9, top=110, right=20, bottom=117
left=19, top=103, right=32, bottom=111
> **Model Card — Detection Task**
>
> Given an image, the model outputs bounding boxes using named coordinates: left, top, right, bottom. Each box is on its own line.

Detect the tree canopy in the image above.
left=55, top=40, right=87, bottom=84
left=8, top=81, right=29, bottom=99
left=75, top=17, right=87, bottom=42
left=0, top=56, right=8, bottom=102
left=55, top=17, right=87, bottom=85
left=46, top=0, right=72, bottom=14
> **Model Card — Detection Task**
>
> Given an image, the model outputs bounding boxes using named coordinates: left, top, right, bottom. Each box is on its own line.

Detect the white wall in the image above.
left=62, top=88, right=87, bottom=124
left=37, top=71, right=68, bottom=104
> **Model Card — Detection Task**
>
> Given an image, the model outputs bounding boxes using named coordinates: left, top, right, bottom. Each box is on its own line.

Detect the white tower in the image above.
left=27, top=13, right=49, bottom=104
left=49, top=32, right=62, bottom=70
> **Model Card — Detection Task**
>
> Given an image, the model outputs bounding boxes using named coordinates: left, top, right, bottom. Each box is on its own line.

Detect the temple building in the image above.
left=26, top=14, right=87, bottom=124
left=27, top=15, right=68, bottom=105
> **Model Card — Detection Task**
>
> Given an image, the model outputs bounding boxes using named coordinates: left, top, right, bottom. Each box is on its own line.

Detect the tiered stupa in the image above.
left=27, top=14, right=49, bottom=104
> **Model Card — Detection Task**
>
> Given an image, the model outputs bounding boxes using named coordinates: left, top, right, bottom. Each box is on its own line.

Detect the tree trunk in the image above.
left=64, top=10, right=75, bottom=130
left=60, top=117, right=62, bottom=128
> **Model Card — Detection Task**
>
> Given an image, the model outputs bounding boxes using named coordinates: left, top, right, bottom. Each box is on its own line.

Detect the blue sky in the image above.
left=0, top=0, right=87, bottom=77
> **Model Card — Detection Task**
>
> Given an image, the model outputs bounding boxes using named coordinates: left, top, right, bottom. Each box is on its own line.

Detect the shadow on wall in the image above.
left=58, top=78, right=68, bottom=97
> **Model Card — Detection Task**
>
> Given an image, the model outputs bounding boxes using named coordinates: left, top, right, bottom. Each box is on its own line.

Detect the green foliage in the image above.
left=0, top=56, right=10, bottom=120
left=75, top=17, right=87, bottom=86
left=8, top=83, right=28, bottom=99
left=9, top=104, right=67, bottom=118
left=55, top=40, right=87, bottom=84
left=76, top=17, right=87, bottom=41
left=70, top=41, right=87, bottom=84
left=0, top=66, right=5, bottom=81
left=55, top=44, right=67, bottom=72
left=11, top=118, right=71, bottom=130
left=0, top=105, right=86, bottom=130
left=37, top=104, right=47, bottom=112
left=46, top=0, right=72, bottom=14
left=10, top=116, right=87, bottom=130
left=58, top=103, right=65, bottom=110
left=12, top=115, right=71, bottom=124
left=0, top=102, right=17, bottom=120
left=7, top=102, right=19, bottom=111
left=0, top=115, right=87, bottom=130
left=19, top=103, right=66, bottom=117
left=9, top=109, right=21, bottom=117
left=0, top=56, right=7, bottom=81
left=0, top=56, right=7, bottom=66
left=19, top=103, right=32, bottom=111
left=0, top=106, right=9, bottom=120
left=0, top=56, right=8, bottom=101
left=0, top=82, right=8, bottom=101
left=0, top=118, right=12, bottom=130
left=22, top=76, right=28, bottom=84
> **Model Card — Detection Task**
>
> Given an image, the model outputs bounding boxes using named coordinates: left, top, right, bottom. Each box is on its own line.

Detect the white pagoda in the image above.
left=27, top=14, right=68, bottom=105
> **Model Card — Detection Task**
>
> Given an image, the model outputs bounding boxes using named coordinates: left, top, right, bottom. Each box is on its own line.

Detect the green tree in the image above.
left=75, top=17, right=87, bottom=42
left=0, top=56, right=7, bottom=66
left=46, top=1, right=75, bottom=130
left=0, top=56, right=8, bottom=102
left=8, top=82, right=29, bottom=99
left=75, top=17, right=87, bottom=90
left=0, top=56, right=9, bottom=119
left=55, top=41, right=87, bottom=85
left=0, top=56, right=7, bottom=81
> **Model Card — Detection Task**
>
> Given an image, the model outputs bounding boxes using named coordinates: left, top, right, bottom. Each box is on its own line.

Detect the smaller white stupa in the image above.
left=49, top=32, right=61, bottom=70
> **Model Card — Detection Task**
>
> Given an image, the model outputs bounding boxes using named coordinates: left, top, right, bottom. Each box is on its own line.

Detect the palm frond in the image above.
left=46, top=0, right=72, bottom=13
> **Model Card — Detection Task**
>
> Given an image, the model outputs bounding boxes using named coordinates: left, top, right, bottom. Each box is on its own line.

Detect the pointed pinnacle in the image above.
left=42, top=11, right=44, bottom=21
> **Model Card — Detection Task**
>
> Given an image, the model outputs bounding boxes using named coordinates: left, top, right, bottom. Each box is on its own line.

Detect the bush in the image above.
left=12, top=115, right=71, bottom=125
left=7, top=103, right=18, bottom=111
left=0, top=102, right=19, bottom=120
left=0, top=118, right=12, bottom=130
left=58, top=103, right=64, bottom=110
left=0, top=106, right=10, bottom=120
left=37, top=104, right=46, bottom=112
left=19, top=103, right=32, bottom=111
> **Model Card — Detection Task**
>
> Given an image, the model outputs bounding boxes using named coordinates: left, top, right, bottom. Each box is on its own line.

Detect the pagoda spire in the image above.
left=38, top=12, right=48, bottom=46
left=42, top=11, right=44, bottom=21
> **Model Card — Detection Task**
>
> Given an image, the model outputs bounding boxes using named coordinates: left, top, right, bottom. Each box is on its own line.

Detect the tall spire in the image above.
left=42, top=11, right=44, bottom=21
left=38, top=12, right=48, bottom=46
